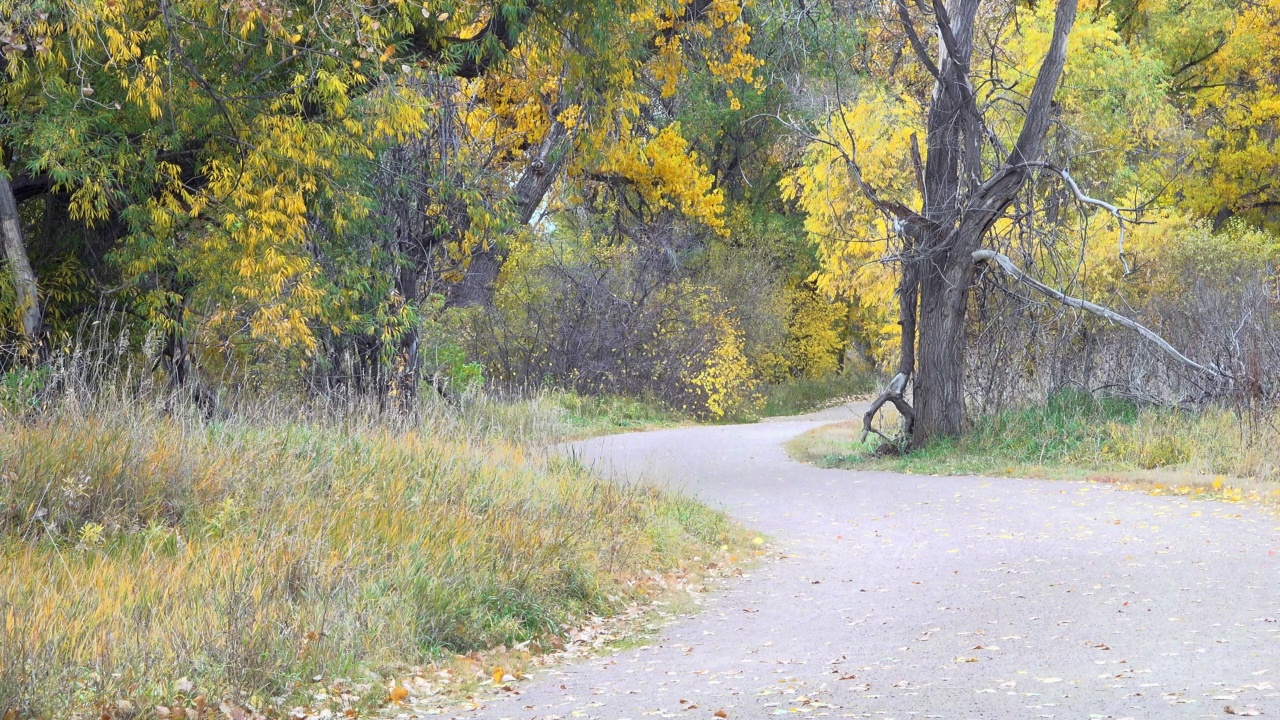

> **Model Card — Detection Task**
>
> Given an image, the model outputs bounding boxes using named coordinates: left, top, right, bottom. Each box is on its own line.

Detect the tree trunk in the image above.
left=913, top=256, right=971, bottom=442
left=0, top=172, right=41, bottom=350
left=897, top=245, right=918, bottom=379
left=396, top=259, right=422, bottom=400
left=888, top=0, right=1077, bottom=445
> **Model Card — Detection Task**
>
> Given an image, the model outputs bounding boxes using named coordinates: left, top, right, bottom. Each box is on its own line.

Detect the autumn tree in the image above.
left=0, top=1, right=739, bottom=388
left=785, top=0, right=1250, bottom=444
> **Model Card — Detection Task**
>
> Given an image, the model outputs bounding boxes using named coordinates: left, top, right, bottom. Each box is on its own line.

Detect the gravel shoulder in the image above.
left=450, top=405, right=1280, bottom=719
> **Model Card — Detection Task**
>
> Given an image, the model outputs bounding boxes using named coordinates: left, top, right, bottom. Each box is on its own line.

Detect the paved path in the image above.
left=455, top=407, right=1280, bottom=719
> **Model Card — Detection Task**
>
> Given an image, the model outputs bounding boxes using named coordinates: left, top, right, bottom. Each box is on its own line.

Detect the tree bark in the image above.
left=0, top=172, right=41, bottom=349
left=914, top=260, right=969, bottom=441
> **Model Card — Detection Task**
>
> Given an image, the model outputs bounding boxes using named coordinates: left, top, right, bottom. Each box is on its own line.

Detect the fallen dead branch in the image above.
left=860, top=372, right=915, bottom=444
left=973, top=249, right=1231, bottom=383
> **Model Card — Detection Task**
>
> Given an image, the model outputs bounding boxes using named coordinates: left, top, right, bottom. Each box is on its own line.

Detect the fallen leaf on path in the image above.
left=1224, top=706, right=1262, bottom=716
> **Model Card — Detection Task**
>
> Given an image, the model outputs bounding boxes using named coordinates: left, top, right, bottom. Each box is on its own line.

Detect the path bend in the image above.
left=454, top=406, right=1280, bottom=719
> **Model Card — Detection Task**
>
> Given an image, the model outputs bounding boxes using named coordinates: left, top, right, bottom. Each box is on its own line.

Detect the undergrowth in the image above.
left=759, top=371, right=876, bottom=418
left=0, top=393, right=736, bottom=719
left=551, top=393, right=688, bottom=437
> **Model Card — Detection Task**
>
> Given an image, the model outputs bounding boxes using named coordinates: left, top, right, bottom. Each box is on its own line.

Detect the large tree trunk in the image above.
left=0, top=172, right=41, bottom=350
left=914, top=260, right=965, bottom=440
left=897, top=0, right=1076, bottom=445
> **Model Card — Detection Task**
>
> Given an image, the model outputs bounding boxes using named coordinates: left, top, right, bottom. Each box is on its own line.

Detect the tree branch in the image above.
left=1006, top=0, right=1077, bottom=167
left=1054, top=166, right=1134, bottom=275
left=895, top=0, right=943, bottom=83
left=973, top=249, right=1229, bottom=381
left=860, top=380, right=916, bottom=443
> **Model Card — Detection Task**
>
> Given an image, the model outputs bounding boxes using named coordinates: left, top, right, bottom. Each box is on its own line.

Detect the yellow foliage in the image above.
left=780, top=88, right=922, bottom=365
left=782, top=285, right=846, bottom=380
left=600, top=122, right=728, bottom=234
left=1181, top=0, right=1280, bottom=224
left=682, top=289, right=759, bottom=418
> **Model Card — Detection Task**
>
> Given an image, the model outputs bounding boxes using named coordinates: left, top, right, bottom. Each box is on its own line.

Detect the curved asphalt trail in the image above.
left=456, top=406, right=1280, bottom=719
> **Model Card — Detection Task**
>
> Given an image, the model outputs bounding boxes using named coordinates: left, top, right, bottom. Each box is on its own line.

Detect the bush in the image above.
left=464, top=220, right=761, bottom=418
left=760, top=371, right=875, bottom=417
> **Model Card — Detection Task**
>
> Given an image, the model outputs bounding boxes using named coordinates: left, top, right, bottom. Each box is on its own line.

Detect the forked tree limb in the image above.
left=1026, top=163, right=1137, bottom=275
left=973, top=249, right=1230, bottom=381
left=860, top=373, right=916, bottom=443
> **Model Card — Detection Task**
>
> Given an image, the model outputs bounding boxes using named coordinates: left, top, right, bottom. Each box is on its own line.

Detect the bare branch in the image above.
left=1055, top=167, right=1134, bottom=275
left=973, top=249, right=1230, bottom=381
left=860, top=377, right=916, bottom=443
left=774, top=110, right=934, bottom=231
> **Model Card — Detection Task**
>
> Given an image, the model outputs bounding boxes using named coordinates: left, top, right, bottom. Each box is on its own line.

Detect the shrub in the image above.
left=465, top=222, right=761, bottom=418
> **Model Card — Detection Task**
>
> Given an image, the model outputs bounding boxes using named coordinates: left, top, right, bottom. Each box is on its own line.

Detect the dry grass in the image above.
left=0, top=395, right=738, bottom=719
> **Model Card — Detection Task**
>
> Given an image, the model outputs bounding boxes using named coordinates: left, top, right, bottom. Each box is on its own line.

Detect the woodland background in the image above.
left=4, top=0, right=1280, bottom=717
left=2, top=0, right=1279, bottom=418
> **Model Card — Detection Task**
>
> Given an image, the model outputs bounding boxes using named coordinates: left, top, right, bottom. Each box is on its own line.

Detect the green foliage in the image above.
left=0, top=365, right=50, bottom=414
left=418, top=295, right=485, bottom=396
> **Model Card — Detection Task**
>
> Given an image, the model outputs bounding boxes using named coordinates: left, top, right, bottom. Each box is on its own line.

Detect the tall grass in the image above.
left=0, top=393, right=735, bottom=718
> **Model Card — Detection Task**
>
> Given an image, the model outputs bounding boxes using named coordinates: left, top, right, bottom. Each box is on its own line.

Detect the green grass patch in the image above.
left=552, top=392, right=689, bottom=437
left=788, top=391, right=1280, bottom=490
